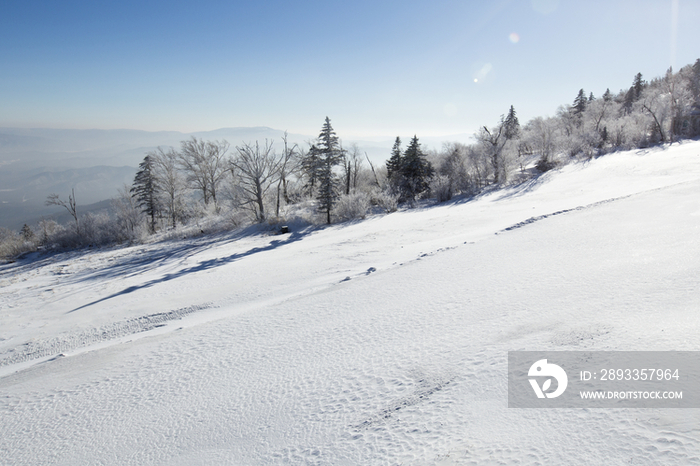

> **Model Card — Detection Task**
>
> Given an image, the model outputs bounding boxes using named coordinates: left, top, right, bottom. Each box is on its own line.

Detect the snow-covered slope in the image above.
left=1, top=142, right=700, bottom=464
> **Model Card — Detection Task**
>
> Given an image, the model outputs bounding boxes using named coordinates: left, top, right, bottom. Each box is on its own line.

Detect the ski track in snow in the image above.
left=499, top=179, right=696, bottom=234
left=1, top=143, right=700, bottom=464
left=0, top=303, right=215, bottom=368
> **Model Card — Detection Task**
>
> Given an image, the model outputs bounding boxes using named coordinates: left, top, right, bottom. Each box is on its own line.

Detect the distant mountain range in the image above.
left=0, top=126, right=471, bottom=230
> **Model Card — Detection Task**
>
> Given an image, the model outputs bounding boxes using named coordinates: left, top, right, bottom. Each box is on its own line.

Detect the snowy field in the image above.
left=1, top=142, right=700, bottom=465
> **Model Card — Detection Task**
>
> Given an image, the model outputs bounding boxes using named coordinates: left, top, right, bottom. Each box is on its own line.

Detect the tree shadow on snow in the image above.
left=66, top=228, right=312, bottom=313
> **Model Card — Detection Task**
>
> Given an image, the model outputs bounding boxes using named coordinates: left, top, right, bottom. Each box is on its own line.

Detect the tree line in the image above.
left=2, top=59, right=699, bottom=259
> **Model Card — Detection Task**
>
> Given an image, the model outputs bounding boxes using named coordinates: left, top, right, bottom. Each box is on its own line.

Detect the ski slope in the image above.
left=1, top=142, right=700, bottom=465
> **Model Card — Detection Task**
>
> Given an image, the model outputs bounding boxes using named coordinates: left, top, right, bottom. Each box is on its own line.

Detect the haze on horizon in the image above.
left=2, top=0, right=699, bottom=139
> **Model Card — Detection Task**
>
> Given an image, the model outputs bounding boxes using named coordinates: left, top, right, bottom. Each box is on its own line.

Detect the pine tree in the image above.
left=301, top=144, right=322, bottom=197
left=504, top=105, right=520, bottom=140
left=691, top=59, right=700, bottom=102
left=572, top=89, right=587, bottom=115
left=131, top=155, right=160, bottom=234
left=632, top=72, right=645, bottom=99
left=622, top=87, right=635, bottom=115
left=385, top=137, right=403, bottom=192
left=400, top=135, right=434, bottom=204
left=315, top=117, right=343, bottom=224
left=20, top=224, right=35, bottom=241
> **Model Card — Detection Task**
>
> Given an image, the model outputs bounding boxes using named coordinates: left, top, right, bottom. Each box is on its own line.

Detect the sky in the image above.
left=1, top=0, right=699, bottom=140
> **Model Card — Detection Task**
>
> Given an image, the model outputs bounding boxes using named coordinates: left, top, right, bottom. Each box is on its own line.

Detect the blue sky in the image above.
left=1, top=0, right=698, bottom=139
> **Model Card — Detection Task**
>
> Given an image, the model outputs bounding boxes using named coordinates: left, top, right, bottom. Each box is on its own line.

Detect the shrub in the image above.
left=370, top=189, right=398, bottom=213
left=334, top=192, right=370, bottom=221
left=430, top=175, right=453, bottom=203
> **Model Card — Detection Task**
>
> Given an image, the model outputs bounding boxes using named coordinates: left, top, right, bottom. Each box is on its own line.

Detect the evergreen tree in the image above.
left=301, top=144, right=322, bottom=196
left=504, top=105, right=520, bottom=139
left=602, top=88, right=612, bottom=102
left=622, top=87, right=635, bottom=115
left=572, top=89, right=587, bottom=115
left=315, top=117, right=344, bottom=224
left=385, top=137, right=403, bottom=192
left=400, top=135, right=434, bottom=203
left=20, top=224, right=35, bottom=241
left=690, top=59, right=700, bottom=136
left=632, top=72, right=645, bottom=99
left=131, top=155, right=160, bottom=234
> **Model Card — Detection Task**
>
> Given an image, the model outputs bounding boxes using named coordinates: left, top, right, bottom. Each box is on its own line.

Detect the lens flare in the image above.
left=509, top=32, right=520, bottom=44
left=473, top=63, right=492, bottom=84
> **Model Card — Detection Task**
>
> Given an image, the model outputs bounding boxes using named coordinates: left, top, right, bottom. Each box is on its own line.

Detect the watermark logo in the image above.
left=528, top=359, right=568, bottom=399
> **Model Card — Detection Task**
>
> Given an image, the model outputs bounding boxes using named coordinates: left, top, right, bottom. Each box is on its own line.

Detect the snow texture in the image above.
left=1, top=142, right=700, bottom=464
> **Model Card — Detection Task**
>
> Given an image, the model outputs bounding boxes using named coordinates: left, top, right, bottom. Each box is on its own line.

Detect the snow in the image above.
left=1, top=142, right=700, bottom=464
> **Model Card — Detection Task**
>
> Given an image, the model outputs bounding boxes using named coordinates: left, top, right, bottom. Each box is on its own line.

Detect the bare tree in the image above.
left=112, top=184, right=143, bottom=240
left=343, top=143, right=364, bottom=194
left=364, top=152, right=382, bottom=188
left=275, top=132, right=301, bottom=218
left=640, top=91, right=669, bottom=143
left=232, top=140, right=283, bottom=222
left=476, top=124, right=508, bottom=184
left=178, top=137, right=230, bottom=210
left=524, top=117, right=558, bottom=171
left=151, top=146, right=184, bottom=228
left=45, top=188, right=79, bottom=235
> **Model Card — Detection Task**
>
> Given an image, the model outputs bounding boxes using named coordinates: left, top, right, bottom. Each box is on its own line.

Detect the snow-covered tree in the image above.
left=315, top=117, right=344, bottom=224
left=178, top=137, right=230, bottom=209
left=400, top=135, right=434, bottom=203
left=151, top=147, right=185, bottom=229
left=232, top=140, right=283, bottom=222
left=385, top=137, right=403, bottom=193
left=45, top=188, right=80, bottom=236
left=301, top=144, right=322, bottom=197
left=476, top=107, right=520, bottom=184
left=112, top=184, right=143, bottom=241
left=131, top=155, right=160, bottom=234
left=275, top=132, right=301, bottom=217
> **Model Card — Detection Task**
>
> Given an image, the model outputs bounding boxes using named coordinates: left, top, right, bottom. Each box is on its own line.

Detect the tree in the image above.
left=131, top=155, right=160, bottom=233
left=590, top=88, right=614, bottom=133
left=301, top=144, right=322, bottom=197
left=275, top=132, right=301, bottom=217
left=623, top=73, right=646, bottom=115
left=20, top=224, right=35, bottom=241
left=633, top=72, right=645, bottom=99
left=504, top=105, right=521, bottom=139
left=476, top=107, right=520, bottom=184
left=45, top=188, right=79, bottom=236
left=572, top=89, right=587, bottom=116
left=112, top=184, right=143, bottom=241
left=178, top=137, right=230, bottom=209
left=690, top=59, right=700, bottom=104
left=232, top=140, right=283, bottom=222
left=689, top=59, right=700, bottom=136
left=386, top=137, right=403, bottom=182
left=400, top=135, right=434, bottom=203
left=315, top=117, right=344, bottom=224
left=524, top=117, right=558, bottom=171
left=436, top=142, right=472, bottom=198
left=151, top=147, right=184, bottom=229
left=342, top=143, right=363, bottom=195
